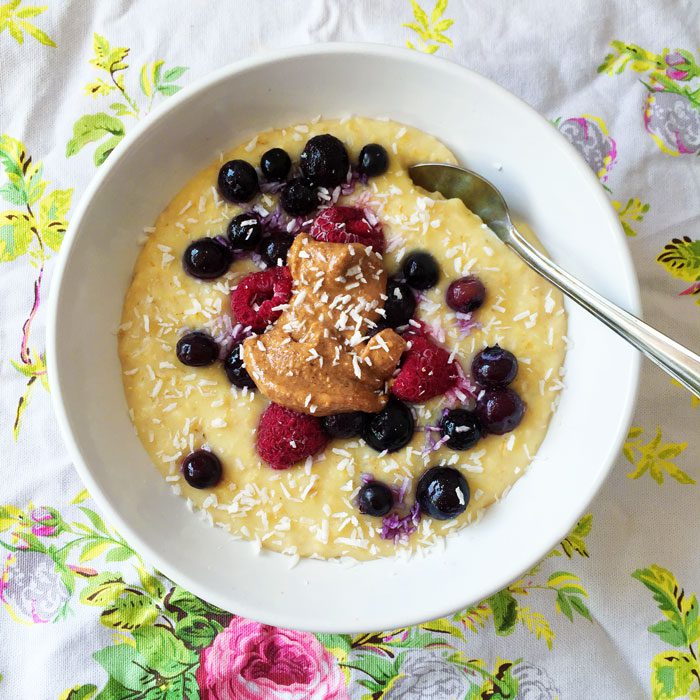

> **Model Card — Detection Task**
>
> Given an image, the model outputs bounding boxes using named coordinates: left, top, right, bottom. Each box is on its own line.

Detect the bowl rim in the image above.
left=47, top=41, right=641, bottom=631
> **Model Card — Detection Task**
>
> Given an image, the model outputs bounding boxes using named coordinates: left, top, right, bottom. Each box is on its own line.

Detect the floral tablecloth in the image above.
left=1, top=1, right=699, bottom=698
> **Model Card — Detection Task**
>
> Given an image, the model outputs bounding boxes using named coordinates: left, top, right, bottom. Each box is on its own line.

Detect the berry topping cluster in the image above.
left=173, top=129, right=530, bottom=537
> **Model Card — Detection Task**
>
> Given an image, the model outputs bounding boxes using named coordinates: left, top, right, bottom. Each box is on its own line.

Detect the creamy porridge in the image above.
left=118, top=117, right=566, bottom=560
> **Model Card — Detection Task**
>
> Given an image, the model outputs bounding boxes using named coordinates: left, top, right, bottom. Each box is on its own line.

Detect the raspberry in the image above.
left=309, top=206, right=385, bottom=252
left=391, top=332, right=460, bottom=403
left=256, top=403, right=329, bottom=469
left=231, top=267, right=292, bottom=332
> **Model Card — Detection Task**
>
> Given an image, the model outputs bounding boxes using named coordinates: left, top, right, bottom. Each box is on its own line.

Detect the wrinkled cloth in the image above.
left=0, top=1, right=698, bottom=698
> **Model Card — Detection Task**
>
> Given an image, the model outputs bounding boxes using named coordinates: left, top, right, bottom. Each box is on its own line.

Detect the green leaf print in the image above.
left=161, top=66, right=188, bottom=83
left=163, top=585, right=229, bottom=620
left=136, top=566, right=165, bottom=599
left=0, top=209, right=32, bottom=261
left=316, top=632, right=352, bottom=656
left=516, top=607, right=555, bottom=650
left=634, top=566, right=700, bottom=698
left=79, top=507, right=110, bottom=535
left=0, top=504, right=23, bottom=531
left=651, top=651, right=699, bottom=700
left=80, top=572, right=130, bottom=607
left=84, top=78, right=113, bottom=98
left=175, top=614, right=221, bottom=650
left=0, top=135, right=73, bottom=437
left=132, top=626, right=197, bottom=677
left=487, top=590, right=518, bottom=636
left=139, top=61, right=161, bottom=97
left=81, top=571, right=159, bottom=630
left=90, top=33, right=129, bottom=73
left=348, top=651, right=407, bottom=696
left=161, top=672, right=199, bottom=700
left=0, top=0, right=55, bottom=47
left=453, top=656, right=520, bottom=700
left=37, top=188, right=71, bottom=251
left=69, top=37, right=188, bottom=167
left=65, top=114, right=126, bottom=166
left=100, top=591, right=159, bottom=630
left=633, top=566, right=700, bottom=647
left=0, top=134, right=46, bottom=206
left=549, top=513, right=592, bottom=558
left=624, top=427, right=693, bottom=485
left=457, top=603, right=493, bottom=633
left=94, top=645, right=154, bottom=693
left=70, top=490, right=91, bottom=505
left=452, top=516, right=595, bottom=648
left=94, top=676, right=136, bottom=700
left=419, top=616, right=465, bottom=640
left=59, top=685, right=98, bottom=700
left=404, top=0, right=453, bottom=54
left=548, top=571, right=592, bottom=622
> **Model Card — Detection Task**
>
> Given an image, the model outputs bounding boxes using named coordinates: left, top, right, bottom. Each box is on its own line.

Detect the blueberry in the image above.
left=446, top=275, right=486, bottom=313
left=358, top=143, right=389, bottom=177
left=218, top=160, right=259, bottom=203
left=383, top=278, right=416, bottom=328
left=260, top=234, right=295, bottom=267
left=176, top=331, right=219, bottom=367
left=228, top=213, right=262, bottom=250
left=471, top=345, right=518, bottom=387
left=182, top=450, right=222, bottom=489
left=299, top=134, right=349, bottom=187
left=475, top=388, right=525, bottom=435
left=183, top=238, right=232, bottom=279
left=440, top=409, right=482, bottom=451
left=362, top=397, right=415, bottom=453
left=402, top=251, right=440, bottom=290
left=260, top=148, right=292, bottom=182
left=224, top=343, right=256, bottom=389
left=357, top=481, right=394, bottom=517
left=322, top=412, right=365, bottom=438
left=416, top=466, right=470, bottom=520
left=280, top=178, right=319, bottom=216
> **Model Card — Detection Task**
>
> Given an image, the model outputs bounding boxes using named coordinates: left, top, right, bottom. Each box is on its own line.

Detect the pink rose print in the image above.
left=196, top=618, right=349, bottom=700
left=644, top=90, right=700, bottom=155
left=665, top=51, right=692, bottom=81
left=557, top=115, right=617, bottom=182
left=29, top=507, right=61, bottom=537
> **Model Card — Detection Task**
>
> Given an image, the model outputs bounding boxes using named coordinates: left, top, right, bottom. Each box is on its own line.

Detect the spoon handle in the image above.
left=507, top=224, right=700, bottom=398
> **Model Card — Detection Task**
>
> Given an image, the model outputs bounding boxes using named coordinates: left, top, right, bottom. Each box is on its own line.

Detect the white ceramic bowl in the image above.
left=48, top=44, right=640, bottom=633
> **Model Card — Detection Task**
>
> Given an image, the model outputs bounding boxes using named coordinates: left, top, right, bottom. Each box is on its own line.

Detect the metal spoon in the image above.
left=409, top=162, right=700, bottom=399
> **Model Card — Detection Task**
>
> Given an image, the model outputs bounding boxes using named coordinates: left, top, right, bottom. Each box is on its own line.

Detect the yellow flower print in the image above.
left=0, top=0, right=55, bottom=47
left=403, top=0, right=453, bottom=54
left=612, top=197, right=650, bottom=238
left=624, top=426, right=693, bottom=485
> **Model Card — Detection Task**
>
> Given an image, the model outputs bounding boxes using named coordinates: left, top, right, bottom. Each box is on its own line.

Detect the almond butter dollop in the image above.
left=242, top=234, right=406, bottom=415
